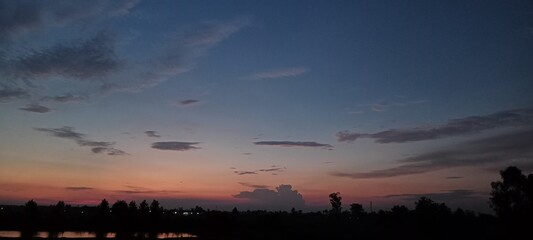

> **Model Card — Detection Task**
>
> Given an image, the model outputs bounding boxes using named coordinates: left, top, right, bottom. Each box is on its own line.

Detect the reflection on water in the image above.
left=135, top=232, right=197, bottom=238
left=157, top=232, right=197, bottom=238
left=0, top=231, right=19, bottom=238
left=0, top=231, right=197, bottom=238
left=58, top=232, right=116, bottom=238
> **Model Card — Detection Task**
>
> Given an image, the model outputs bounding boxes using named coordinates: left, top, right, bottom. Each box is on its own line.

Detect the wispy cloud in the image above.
left=177, top=99, right=200, bottom=107
left=41, top=93, right=88, bottom=103
left=49, top=0, right=140, bottom=22
left=115, top=190, right=181, bottom=194
left=115, top=185, right=182, bottom=195
left=35, top=126, right=84, bottom=140
left=65, top=187, right=93, bottom=191
left=9, top=31, right=119, bottom=80
left=144, top=130, right=161, bottom=138
left=233, top=166, right=285, bottom=176
left=97, top=17, right=250, bottom=93
left=115, top=189, right=182, bottom=194
left=384, top=189, right=484, bottom=202
left=238, top=182, right=270, bottom=189
left=91, top=147, right=126, bottom=156
left=247, top=67, right=308, bottom=80
left=337, top=107, right=533, bottom=143
left=258, top=167, right=284, bottom=173
left=446, top=176, right=463, bottom=179
left=1, top=2, right=247, bottom=106
left=234, top=184, right=305, bottom=210
left=369, top=99, right=427, bottom=112
left=0, top=0, right=139, bottom=44
left=234, top=171, right=258, bottom=175
left=0, top=0, right=139, bottom=103
left=35, top=126, right=127, bottom=156
left=0, top=87, right=29, bottom=102
left=0, top=0, right=43, bottom=44
left=332, top=128, right=533, bottom=179
left=19, top=103, right=51, bottom=113
left=151, top=141, right=200, bottom=151
left=254, top=141, right=333, bottom=149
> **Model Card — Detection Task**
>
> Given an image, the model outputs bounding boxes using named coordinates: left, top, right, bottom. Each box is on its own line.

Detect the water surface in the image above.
left=0, top=231, right=196, bottom=238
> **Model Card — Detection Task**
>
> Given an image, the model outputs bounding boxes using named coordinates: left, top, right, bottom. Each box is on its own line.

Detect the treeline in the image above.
left=0, top=166, right=531, bottom=240
left=0, top=199, right=204, bottom=238
left=0, top=199, right=508, bottom=240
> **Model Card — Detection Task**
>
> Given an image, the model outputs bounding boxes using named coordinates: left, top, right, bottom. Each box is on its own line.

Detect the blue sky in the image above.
left=1, top=0, right=532, bottom=212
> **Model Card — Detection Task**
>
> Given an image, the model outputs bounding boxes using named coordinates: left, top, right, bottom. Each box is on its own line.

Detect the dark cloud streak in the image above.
left=145, top=131, right=161, bottom=138
left=41, top=93, right=88, bottom=103
left=151, top=141, right=200, bottom=151
left=179, top=99, right=200, bottom=106
left=238, top=182, right=270, bottom=189
left=91, top=147, right=127, bottom=156
left=254, top=141, right=333, bottom=149
left=234, top=171, right=257, bottom=175
left=65, top=187, right=93, bottom=191
left=35, top=126, right=127, bottom=156
left=384, top=189, right=484, bottom=202
left=258, top=167, right=284, bottom=172
left=115, top=185, right=182, bottom=195
left=337, top=108, right=533, bottom=143
left=0, top=88, right=29, bottom=102
left=19, top=103, right=51, bottom=113
left=115, top=190, right=182, bottom=194
left=332, top=129, right=533, bottom=179
left=233, top=166, right=285, bottom=176
left=35, top=126, right=84, bottom=140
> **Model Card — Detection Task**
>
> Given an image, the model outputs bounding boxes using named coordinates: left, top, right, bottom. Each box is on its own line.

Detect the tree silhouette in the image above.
left=137, top=200, right=150, bottom=233
left=111, top=200, right=129, bottom=237
left=150, top=199, right=161, bottom=217
left=22, top=200, right=39, bottom=237
left=415, top=197, right=451, bottom=216
left=96, top=199, right=111, bottom=236
left=490, top=166, right=533, bottom=219
left=127, top=201, right=138, bottom=232
left=329, top=192, right=342, bottom=215
left=349, top=203, right=365, bottom=220
left=149, top=200, right=162, bottom=236
left=414, top=197, right=451, bottom=239
left=97, top=199, right=110, bottom=215
left=112, top=200, right=129, bottom=218
left=49, top=201, right=66, bottom=236
left=128, top=201, right=138, bottom=213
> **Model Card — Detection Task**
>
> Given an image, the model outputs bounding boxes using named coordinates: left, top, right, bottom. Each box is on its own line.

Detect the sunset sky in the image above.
left=1, top=0, right=532, bottom=213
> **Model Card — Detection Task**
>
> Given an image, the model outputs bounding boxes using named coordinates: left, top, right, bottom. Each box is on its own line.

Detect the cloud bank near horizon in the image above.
left=234, top=184, right=305, bottom=210
left=332, top=128, right=533, bottom=179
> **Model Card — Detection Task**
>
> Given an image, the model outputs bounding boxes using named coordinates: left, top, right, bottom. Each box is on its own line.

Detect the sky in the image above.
left=1, top=0, right=532, bottom=213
